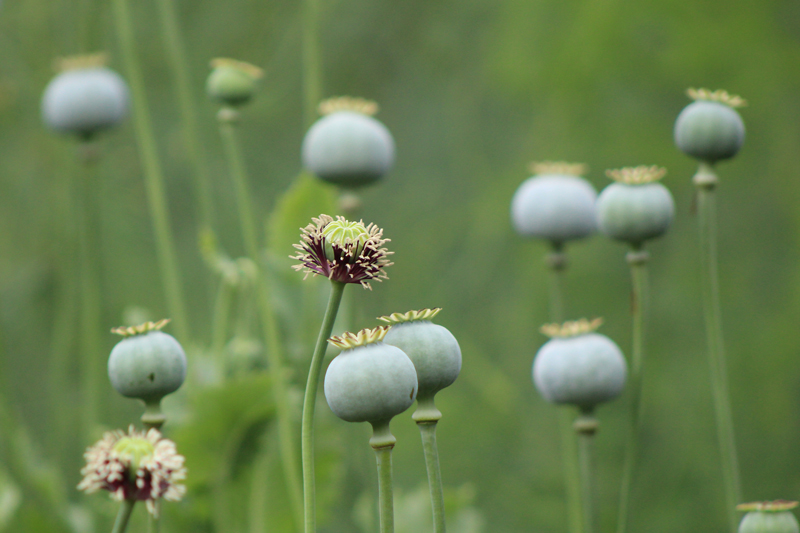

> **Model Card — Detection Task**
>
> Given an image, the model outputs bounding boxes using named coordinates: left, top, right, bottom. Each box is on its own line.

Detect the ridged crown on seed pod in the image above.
left=511, top=161, right=598, bottom=244
left=533, top=318, right=627, bottom=409
left=206, top=58, right=264, bottom=107
left=674, top=88, right=746, bottom=164
left=324, top=326, right=418, bottom=423
left=738, top=501, right=800, bottom=533
left=107, top=319, right=187, bottom=403
left=596, top=166, right=675, bottom=246
left=41, top=53, right=129, bottom=137
left=302, top=97, right=395, bottom=188
left=380, top=308, right=462, bottom=399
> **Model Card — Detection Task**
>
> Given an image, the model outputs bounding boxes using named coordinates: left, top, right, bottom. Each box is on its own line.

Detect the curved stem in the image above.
left=694, top=163, right=741, bottom=532
left=154, top=0, right=216, bottom=233
left=210, top=279, right=235, bottom=360
left=616, top=248, right=649, bottom=533
left=218, top=113, right=304, bottom=530
left=110, top=0, right=190, bottom=341
left=415, top=397, right=446, bottom=533
left=574, top=411, right=597, bottom=533
left=111, top=499, right=136, bottom=533
left=546, top=244, right=583, bottom=533
left=302, top=280, right=346, bottom=533
left=370, top=419, right=396, bottom=533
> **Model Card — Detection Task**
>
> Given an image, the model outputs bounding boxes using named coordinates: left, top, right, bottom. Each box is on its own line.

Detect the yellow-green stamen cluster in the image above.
left=323, top=218, right=369, bottom=247
left=737, top=501, right=799, bottom=512
left=605, top=166, right=667, bottom=185
left=378, top=308, right=442, bottom=325
left=318, top=96, right=379, bottom=116
left=541, top=317, right=603, bottom=338
left=687, top=88, right=747, bottom=108
left=529, top=161, right=588, bottom=176
left=209, top=58, right=264, bottom=79
left=111, top=319, right=171, bottom=337
left=328, top=325, right=390, bottom=350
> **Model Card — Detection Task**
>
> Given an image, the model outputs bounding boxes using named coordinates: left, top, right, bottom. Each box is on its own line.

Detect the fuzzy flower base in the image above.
left=78, top=425, right=186, bottom=516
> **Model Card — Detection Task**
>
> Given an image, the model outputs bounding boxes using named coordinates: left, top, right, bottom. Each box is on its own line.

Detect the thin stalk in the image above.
left=154, top=0, right=216, bottom=232
left=616, top=248, right=649, bottom=533
left=210, top=278, right=235, bottom=360
left=370, top=419, right=397, bottom=533
left=694, top=163, right=741, bottom=532
left=148, top=505, right=160, bottom=533
left=141, top=400, right=166, bottom=431
left=217, top=111, right=304, bottom=530
left=574, top=411, right=598, bottom=533
left=110, top=0, right=190, bottom=341
left=414, top=397, right=446, bottom=533
left=546, top=244, right=583, bottom=533
left=111, top=499, right=136, bottom=533
left=76, top=143, right=103, bottom=437
left=302, top=0, right=322, bottom=127
left=302, top=280, right=346, bottom=533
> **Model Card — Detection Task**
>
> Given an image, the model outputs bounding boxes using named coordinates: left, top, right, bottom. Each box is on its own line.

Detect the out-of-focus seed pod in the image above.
left=206, top=58, right=264, bottom=107
left=302, top=97, right=395, bottom=188
left=41, top=54, right=129, bottom=137
left=596, top=166, right=674, bottom=247
left=533, top=318, right=626, bottom=410
left=738, top=501, right=800, bottom=533
left=511, top=162, right=597, bottom=245
left=674, top=88, right=745, bottom=164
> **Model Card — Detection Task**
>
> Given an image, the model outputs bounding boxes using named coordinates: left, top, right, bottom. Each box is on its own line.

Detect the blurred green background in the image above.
left=2, top=0, right=800, bottom=531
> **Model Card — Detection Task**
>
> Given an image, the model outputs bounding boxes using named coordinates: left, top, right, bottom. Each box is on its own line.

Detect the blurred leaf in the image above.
left=0, top=466, right=21, bottom=531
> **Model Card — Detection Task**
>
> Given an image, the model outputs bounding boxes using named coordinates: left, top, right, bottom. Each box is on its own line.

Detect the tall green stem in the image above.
left=110, top=0, right=190, bottom=341
left=370, top=419, right=396, bottom=533
left=211, top=278, right=235, bottom=359
left=574, top=411, right=598, bottom=533
left=217, top=110, right=304, bottom=530
left=302, top=0, right=322, bottom=128
left=616, top=248, right=649, bottom=533
left=414, top=397, right=446, bottom=532
left=111, top=499, right=136, bottom=533
left=546, top=244, right=583, bottom=533
left=154, top=0, right=216, bottom=233
left=76, top=143, right=104, bottom=436
left=302, top=280, right=346, bottom=533
left=694, top=163, right=741, bottom=532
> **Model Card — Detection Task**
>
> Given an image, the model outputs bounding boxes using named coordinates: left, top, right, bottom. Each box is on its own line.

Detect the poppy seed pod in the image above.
left=380, top=308, right=461, bottom=401
left=738, top=501, right=800, bottom=533
left=324, top=327, right=417, bottom=424
left=108, top=320, right=187, bottom=404
left=533, top=318, right=627, bottom=410
left=511, top=162, right=597, bottom=245
left=206, top=58, right=264, bottom=107
left=302, top=97, right=395, bottom=188
left=596, top=166, right=675, bottom=246
left=41, top=54, right=129, bottom=137
left=674, top=88, right=745, bottom=164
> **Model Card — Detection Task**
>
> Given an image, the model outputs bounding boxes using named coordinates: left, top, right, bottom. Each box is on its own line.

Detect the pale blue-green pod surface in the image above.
left=302, top=111, right=395, bottom=188
left=596, top=182, right=675, bottom=246
left=674, top=100, right=745, bottom=164
left=108, top=331, right=187, bottom=403
left=324, top=343, right=417, bottom=423
left=533, top=333, right=626, bottom=410
left=383, top=321, right=461, bottom=399
left=739, top=511, right=800, bottom=533
left=41, top=67, right=129, bottom=136
left=511, top=175, right=598, bottom=244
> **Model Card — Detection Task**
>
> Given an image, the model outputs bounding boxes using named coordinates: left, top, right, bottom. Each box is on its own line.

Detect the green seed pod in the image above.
left=511, top=162, right=597, bottom=245
left=108, top=320, right=187, bottom=404
left=41, top=54, right=129, bottom=137
left=380, top=308, right=461, bottom=401
left=533, top=319, right=626, bottom=410
left=674, top=88, right=745, bottom=164
left=206, top=58, right=263, bottom=107
left=738, top=501, right=800, bottom=533
left=302, top=97, right=395, bottom=188
left=324, top=327, right=417, bottom=424
left=596, top=166, right=674, bottom=246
